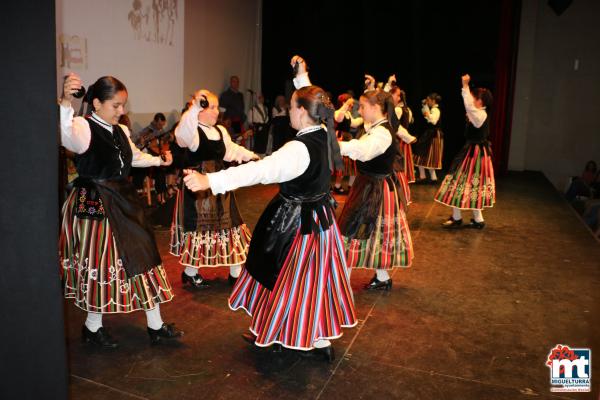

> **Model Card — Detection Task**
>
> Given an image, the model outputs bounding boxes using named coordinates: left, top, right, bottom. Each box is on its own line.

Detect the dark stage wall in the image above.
left=262, top=0, right=513, bottom=171
left=0, top=3, right=68, bottom=399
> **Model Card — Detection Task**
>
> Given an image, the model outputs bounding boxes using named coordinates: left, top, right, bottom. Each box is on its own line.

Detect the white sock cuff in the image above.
left=376, top=269, right=390, bottom=281
left=452, top=207, right=462, bottom=221
left=314, top=339, right=331, bottom=348
left=145, top=304, right=164, bottom=330
left=229, top=264, right=242, bottom=278
left=85, top=312, right=103, bottom=333
left=472, top=209, right=484, bottom=222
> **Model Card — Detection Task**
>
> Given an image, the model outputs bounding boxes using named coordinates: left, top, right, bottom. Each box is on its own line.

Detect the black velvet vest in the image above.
left=356, top=121, right=397, bottom=176
left=464, top=114, right=490, bottom=144
left=279, top=128, right=330, bottom=198
left=186, top=124, right=226, bottom=167
left=74, top=117, right=133, bottom=179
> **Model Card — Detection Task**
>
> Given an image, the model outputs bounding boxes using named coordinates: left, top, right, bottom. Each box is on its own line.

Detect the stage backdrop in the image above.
left=56, top=0, right=184, bottom=129
left=55, top=0, right=262, bottom=133
left=184, top=0, right=263, bottom=115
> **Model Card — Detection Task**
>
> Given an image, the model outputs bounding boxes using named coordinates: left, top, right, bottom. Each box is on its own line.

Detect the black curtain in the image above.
left=262, top=0, right=519, bottom=171
left=0, top=3, right=68, bottom=399
left=490, top=0, right=522, bottom=175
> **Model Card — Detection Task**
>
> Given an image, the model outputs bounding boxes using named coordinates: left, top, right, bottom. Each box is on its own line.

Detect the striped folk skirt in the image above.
left=60, top=189, right=174, bottom=314
left=400, top=141, right=416, bottom=183
left=170, top=189, right=251, bottom=268
left=228, top=210, right=357, bottom=351
left=341, top=175, right=414, bottom=270
left=413, top=130, right=443, bottom=170
left=435, top=143, right=495, bottom=210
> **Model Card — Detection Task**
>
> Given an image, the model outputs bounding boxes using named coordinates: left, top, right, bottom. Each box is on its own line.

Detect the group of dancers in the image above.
left=58, top=55, right=495, bottom=362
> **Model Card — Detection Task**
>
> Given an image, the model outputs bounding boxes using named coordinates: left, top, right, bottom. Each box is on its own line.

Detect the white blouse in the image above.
left=207, top=72, right=318, bottom=195
left=59, top=105, right=161, bottom=168
left=339, top=119, right=392, bottom=162
left=175, top=103, right=257, bottom=163
left=421, top=104, right=441, bottom=125
left=207, top=128, right=318, bottom=195
left=461, top=87, right=487, bottom=128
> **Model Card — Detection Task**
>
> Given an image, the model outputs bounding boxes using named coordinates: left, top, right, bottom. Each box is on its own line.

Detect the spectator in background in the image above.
left=219, top=75, right=246, bottom=135
left=249, top=93, right=270, bottom=155
left=271, top=95, right=292, bottom=151
left=565, top=160, right=599, bottom=202
left=135, top=113, right=167, bottom=150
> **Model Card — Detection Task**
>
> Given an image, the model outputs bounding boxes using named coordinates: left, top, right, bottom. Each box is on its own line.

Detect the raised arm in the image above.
left=461, top=74, right=487, bottom=128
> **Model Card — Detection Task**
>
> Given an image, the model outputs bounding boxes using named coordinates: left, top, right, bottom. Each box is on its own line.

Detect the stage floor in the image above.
left=65, top=171, right=599, bottom=399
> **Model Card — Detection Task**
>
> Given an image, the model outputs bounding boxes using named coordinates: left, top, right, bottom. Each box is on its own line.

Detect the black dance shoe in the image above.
left=147, top=323, right=184, bottom=345
left=181, top=271, right=210, bottom=288
left=467, top=218, right=486, bottom=229
left=228, top=274, right=238, bottom=286
left=81, top=326, right=119, bottom=349
left=314, top=346, right=335, bottom=363
left=441, top=217, right=463, bottom=229
left=364, top=274, right=392, bottom=291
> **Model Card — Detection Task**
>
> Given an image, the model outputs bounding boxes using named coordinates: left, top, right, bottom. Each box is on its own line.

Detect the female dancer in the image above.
left=413, top=93, right=443, bottom=183
left=338, top=89, right=414, bottom=290
left=59, top=73, right=182, bottom=347
left=436, top=74, right=495, bottom=228
left=170, top=90, right=258, bottom=287
left=182, top=56, right=357, bottom=362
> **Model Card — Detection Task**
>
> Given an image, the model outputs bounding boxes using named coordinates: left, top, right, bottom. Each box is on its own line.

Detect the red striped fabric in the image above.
left=229, top=209, right=357, bottom=351
left=60, top=189, right=174, bottom=313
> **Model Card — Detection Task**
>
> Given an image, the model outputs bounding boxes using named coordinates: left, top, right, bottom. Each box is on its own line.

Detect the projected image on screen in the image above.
left=128, top=0, right=179, bottom=46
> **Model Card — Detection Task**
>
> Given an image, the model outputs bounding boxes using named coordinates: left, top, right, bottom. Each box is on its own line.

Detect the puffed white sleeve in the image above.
left=59, top=104, right=91, bottom=154
left=461, top=87, right=487, bottom=128
left=396, top=124, right=416, bottom=144
left=427, top=107, right=441, bottom=125
left=175, top=104, right=201, bottom=151
left=293, top=72, right=312, bottom=89
left=121, top=124, right=161, bottom=167
left=207, top=140, right=310, bottom=194
left=339, top=126, right=392, bottom=161
left=350, top=116, right=364, bottom=128
left=220, top=126, right=257, bottom=163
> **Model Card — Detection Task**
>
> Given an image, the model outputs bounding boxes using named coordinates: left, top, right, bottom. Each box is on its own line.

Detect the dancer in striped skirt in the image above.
left=59, top=74, right=182, bottom=347
left=171, top=90, right=258, bottom=288
left=437, top=74, right=495, bottom=229
left=413, top=93, right=443, bottom=183
left=386, top=78, right=417, bottom=184
left=332, top=93, right=363, bottom=194
left=182, top=56, right=357, bottom=362
left=338, top=89, right=414, bottom=290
